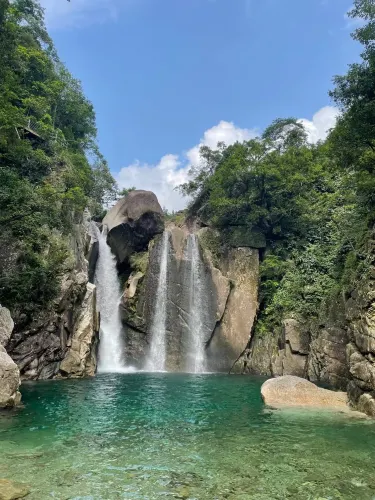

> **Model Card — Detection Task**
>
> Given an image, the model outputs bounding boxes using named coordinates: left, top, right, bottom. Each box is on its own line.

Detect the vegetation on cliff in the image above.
left=0, top=0, right=117, bottom=318
left=180, top=0, right=375, bottom=336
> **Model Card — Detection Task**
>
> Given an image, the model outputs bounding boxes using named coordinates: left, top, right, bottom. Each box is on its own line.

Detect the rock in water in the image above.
left=103, top=190, right=164, bottom=265
left=0, top=307, right=21, bottom=408
left=0, top=479, right=30, bottom=500
left=261, top=375, right=348, bottom=410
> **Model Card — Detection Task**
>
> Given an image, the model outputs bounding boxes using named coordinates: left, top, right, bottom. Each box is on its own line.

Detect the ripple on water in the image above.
left=0, top=373, right=375, bottom=499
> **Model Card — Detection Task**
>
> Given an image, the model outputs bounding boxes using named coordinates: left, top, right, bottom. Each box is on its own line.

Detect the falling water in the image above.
left=146, top=231, right=170, bottom=372
left=186, top=234, right=206, bottom=373
left=93, top=224, right=126, bottom=373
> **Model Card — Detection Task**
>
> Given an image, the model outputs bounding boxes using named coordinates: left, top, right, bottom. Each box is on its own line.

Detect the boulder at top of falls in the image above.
left=103, top=190, right=164, bottom=265
left=261, top=375, right=348, bottom=410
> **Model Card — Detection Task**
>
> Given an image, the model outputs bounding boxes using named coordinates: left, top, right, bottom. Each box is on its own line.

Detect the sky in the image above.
left=39, top=0, right=362, bottom=210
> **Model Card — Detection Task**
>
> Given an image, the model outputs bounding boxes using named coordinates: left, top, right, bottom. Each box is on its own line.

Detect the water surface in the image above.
left=1, top=374, right=375, bottom=499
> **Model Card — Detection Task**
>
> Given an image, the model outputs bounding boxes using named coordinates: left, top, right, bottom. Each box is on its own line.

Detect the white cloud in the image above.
left=117, top=121, right=257, bottom=212
left=39, top=0, right=125, bottom=29
left=299, top=106, right=339, bottom=144
left=117, top=108, right=339, bottom=212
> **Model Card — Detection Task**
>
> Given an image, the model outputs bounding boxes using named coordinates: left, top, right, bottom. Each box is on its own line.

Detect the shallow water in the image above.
left=1, top=374, right=375, bottom=499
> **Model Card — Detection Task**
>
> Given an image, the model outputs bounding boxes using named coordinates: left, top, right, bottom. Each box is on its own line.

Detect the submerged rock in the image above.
left=0, top=307, right=21, bottom=408
left=103, top=190, right=164, bottom=266
left=0, top=479, right=30, bottom=500
left=261, top=375, right=348, bottom=410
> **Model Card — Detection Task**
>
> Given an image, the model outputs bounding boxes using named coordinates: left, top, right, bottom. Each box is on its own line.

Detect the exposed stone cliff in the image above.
left=0, top=306, right=21, bottom=407
left=118, top=220, right=260, bottom=372
left=6, top=215, right=100, bottom=380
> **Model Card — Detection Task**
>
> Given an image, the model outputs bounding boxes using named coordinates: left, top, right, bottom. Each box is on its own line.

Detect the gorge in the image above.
left=3, top=1, right=375, bottom=498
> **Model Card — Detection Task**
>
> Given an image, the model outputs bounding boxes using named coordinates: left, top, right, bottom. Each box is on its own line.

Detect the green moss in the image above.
left=129, top=251, right=149, bottom=274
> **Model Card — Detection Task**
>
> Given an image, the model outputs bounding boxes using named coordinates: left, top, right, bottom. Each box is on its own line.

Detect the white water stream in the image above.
left=146, top=230, right=170, bottom=372
left=93, top=225, right=129, bottom=373
left=186, top=234, right=206, bottom=373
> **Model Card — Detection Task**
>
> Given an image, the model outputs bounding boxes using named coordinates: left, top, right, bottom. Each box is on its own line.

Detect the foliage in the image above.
left=118, top=186, right=136, bottom=198
left=0, top=0, right=116, bottom=316
left=179, top=2, right=375, bottom=336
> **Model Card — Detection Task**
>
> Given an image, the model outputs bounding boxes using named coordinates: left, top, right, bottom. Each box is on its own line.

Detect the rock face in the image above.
left=6, top=218, right=100, bottom=380
left=261, top=375, right=348, bottom=410
left=118, top=224, right=259, bottom=372
left=59, top=283, right=99, bottom=377
left=103, top=190, right=164, bottom=266
left=0, top=308, right=14, bottom=347
left=206, top=246, right=259, bottom=372
left=0, top=307, right=21, bottom=408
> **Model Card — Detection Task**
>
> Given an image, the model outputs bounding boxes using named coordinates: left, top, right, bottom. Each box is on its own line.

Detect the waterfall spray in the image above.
left=186, top=234, right=206, bottom=373
left=93, top=224, right=127, bottom=373
left=146, top=231, right=170, bottom=372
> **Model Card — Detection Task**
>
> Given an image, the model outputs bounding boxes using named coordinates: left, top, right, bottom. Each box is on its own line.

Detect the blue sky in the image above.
left=40, top=0, right=361, bottom=210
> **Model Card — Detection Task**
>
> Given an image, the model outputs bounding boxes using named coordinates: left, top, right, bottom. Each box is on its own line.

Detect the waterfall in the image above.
left=93, top=224, right=126, bottom=373
left=146, top=231, right=170, bottom=372
left=186, top=234, right=206, bottom=373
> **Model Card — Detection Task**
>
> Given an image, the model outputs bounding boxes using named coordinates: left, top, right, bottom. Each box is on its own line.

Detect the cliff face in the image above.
left=6, top=216, right=100, bottom=380
left=118, top=222, right=260, bottom=372
left=0, top=307, right=21, bottom=407
left=239, top=265, right=375, bottom=416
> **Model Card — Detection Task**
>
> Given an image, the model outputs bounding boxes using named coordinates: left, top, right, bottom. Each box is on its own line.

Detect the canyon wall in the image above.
left=6, top=214, right=100, bottom=380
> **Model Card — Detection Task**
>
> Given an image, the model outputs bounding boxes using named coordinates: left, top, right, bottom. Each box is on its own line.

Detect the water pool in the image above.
left=1, top=373, right=375, bottom=499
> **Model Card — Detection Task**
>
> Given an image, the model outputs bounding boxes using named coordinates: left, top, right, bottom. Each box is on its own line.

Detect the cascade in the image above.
left=93, top=224, right=126, bottom=373
left=186, top=234, right=206, bottom=373
left=146, top=230, right=170, bottom=371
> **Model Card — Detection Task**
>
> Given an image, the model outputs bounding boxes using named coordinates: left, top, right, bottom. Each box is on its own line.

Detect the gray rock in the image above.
left=103, top=190, right=164, bottom=265
left=59, top=283, right=99, bottom=378
left=0, top=307, right=14, bottom=348
left=0, top=349, right=21, bottom=408
left=7, top=220, right=100, bottom=381
left=283, top=319, right=309, bottom=354
left=206, top=247, right=259, bottom=372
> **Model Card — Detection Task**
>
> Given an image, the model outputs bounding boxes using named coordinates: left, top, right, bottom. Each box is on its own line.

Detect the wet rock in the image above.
left=0, top=479, right=29, bottom=500
left=261, top=375, right=348, bottom=409
left=103, top=190, right=164, bottom=266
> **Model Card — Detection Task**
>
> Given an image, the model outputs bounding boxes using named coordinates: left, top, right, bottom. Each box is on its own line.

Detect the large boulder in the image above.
left=261, top=375, right=348, bottom=410
left=0, top=306, right=14, bottom=348
left=0, top=346, right=21, bottom=408
left=103, top=190, right=164, bottom=266
left=0, top=307, right=21, bottom=408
